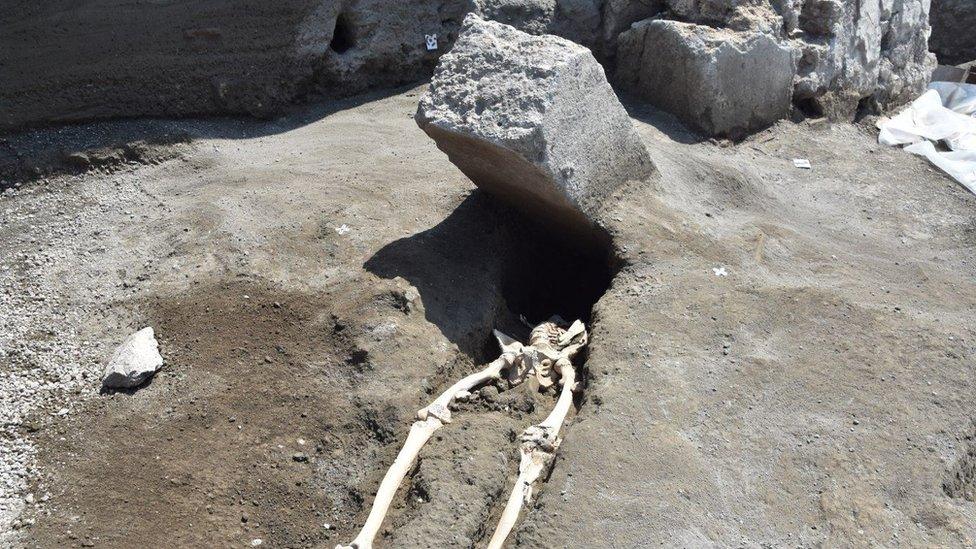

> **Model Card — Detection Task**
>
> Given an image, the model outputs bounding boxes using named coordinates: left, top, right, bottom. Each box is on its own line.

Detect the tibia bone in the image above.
left=337, top=353, right=515, bottom=549
left=336, top=416, right=441, bottom=549
left=487, top=361, right=578, bottom=549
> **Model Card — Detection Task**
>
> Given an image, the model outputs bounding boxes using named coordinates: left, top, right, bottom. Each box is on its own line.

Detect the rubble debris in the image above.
left=101, top=327, right=164, bottom=389
left=4, top=1, right=937, bottom=137
left=391, top=276, right=424, bottom=313
left=416, top=14, right=655, bottom=242
left=617, top=20, right=794, bottom=138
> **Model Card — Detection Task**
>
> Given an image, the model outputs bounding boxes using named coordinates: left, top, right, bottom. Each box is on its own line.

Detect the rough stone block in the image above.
left=616, top=19, right=794, bottom=137
left=416, top=14, right=655, bottom=242
left=102, top=327, right=164, bottom=389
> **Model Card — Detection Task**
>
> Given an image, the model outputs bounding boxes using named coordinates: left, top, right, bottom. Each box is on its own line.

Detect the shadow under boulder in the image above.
left=364, top=192, right=614, bottom=363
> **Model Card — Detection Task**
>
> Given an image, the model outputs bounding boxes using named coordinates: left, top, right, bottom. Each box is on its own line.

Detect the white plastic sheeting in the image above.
left=930, top=82, right=976, bottom=116
left=878, top=82, right=976, bottom=193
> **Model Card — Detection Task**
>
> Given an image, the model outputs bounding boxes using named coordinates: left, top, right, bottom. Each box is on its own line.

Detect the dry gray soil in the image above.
left=1, top=85, right=975, bottom=548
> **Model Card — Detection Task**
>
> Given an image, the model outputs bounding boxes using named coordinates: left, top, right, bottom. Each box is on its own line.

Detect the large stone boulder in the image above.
left=614, top=1, right=935, bottom=128
left=616, top=19, right=794, bottom=138
left=930, top=0, right=976, bottom=66
left=415, top=14, right=655, bottom=243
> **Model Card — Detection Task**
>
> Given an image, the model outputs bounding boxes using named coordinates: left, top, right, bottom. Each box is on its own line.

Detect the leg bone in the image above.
left=487, top=361, right=577, bottom=549
left=337, top=354, right=513, bottom=549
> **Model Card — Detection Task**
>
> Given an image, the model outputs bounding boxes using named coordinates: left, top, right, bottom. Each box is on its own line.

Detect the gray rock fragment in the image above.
left=616, top=19, right=794, bottom=137
left=416, top=14, right=655, bottom=241
left=474, top=0, right=603, bottom=50
left=101, top=327, right=164, bottom=389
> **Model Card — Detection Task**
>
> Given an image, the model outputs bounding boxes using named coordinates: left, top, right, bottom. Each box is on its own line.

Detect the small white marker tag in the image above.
left=793, top=158, right=812, bottom=169
left=425, top=34, right=438, bottom=51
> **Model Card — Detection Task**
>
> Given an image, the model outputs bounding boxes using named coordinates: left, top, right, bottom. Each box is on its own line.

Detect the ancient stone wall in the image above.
left=0, top=0, right=937, bottom=135
left=617, top=0, right=936, bottom=134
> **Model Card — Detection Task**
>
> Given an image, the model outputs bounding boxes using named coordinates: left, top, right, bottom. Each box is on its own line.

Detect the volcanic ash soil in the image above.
left=1, top=87, right=976, bottom=547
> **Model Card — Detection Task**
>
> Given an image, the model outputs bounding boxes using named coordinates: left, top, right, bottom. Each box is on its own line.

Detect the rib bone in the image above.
left=336, top=333, right=521, bottom=549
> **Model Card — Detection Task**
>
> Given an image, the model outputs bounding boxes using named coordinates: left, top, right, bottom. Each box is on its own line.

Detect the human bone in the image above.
left=337, top=319, right=587, bottom=549
left=336, top=330, right=524, bottom=549
left=486, top=322, right=586, bottom=548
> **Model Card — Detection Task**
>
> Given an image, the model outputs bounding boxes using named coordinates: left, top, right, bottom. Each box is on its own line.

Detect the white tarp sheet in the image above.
left=878, top=82, right=976, bottom=193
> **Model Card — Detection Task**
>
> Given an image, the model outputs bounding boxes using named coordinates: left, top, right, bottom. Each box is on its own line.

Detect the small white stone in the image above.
left=251, top=539, right=263, bottom=547
left=101, top=327, right=164, bottom=389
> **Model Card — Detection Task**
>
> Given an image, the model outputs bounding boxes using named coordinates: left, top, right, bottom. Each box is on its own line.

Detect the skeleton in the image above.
left=337, top=318, right=588, bottom=549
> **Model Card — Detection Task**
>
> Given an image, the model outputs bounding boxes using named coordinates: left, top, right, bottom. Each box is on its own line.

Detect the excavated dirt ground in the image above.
left=1, top=85, right=975, bottom=548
